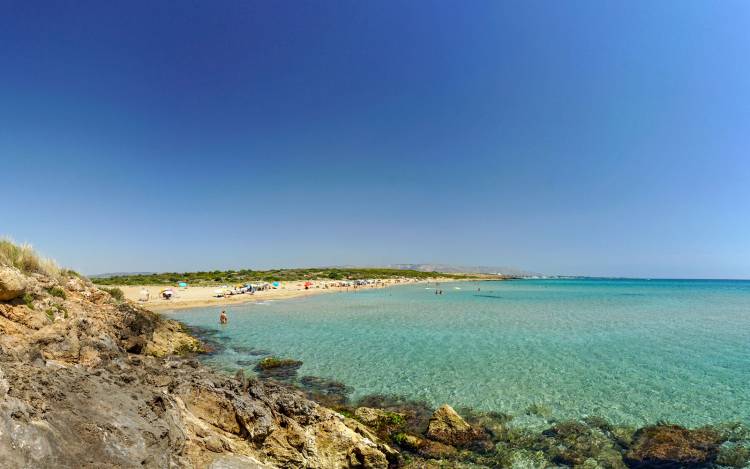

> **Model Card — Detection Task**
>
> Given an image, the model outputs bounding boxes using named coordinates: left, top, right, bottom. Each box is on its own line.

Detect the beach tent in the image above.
left=272, top=281, right=280, bottom=288
left=178, top=282, right=188, bottom=288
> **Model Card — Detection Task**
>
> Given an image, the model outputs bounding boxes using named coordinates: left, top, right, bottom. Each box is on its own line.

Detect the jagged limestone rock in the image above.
left=0, top=267, right=26, bottom=301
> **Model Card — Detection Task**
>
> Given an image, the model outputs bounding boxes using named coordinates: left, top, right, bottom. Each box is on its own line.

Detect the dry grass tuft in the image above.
left=0, top=238, right=60, bottom=278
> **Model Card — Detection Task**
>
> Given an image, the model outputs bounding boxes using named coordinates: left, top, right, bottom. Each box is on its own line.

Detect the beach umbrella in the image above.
left=272, top=281, right=280, bottom=288
left=178, top=282, right=187, bottom=288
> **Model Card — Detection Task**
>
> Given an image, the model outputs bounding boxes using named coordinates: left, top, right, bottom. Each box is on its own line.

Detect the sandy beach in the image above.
left=115, top=277, right=459, bottom=311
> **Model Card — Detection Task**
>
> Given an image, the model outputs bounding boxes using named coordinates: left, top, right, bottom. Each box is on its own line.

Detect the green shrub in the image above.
left=93, top=267, right=470, bottom=286
left=0, top=238, right=59, bottom=277
left=48, top=286, right=67, bottom=299
left=102, top=287, right=125, bottom=302
left=61, top=269, right=82, bottom=278
left=22, top=292, right=35, bottom=309
left=45, top=308, right=55, bottom=321
left=392, top=432, right=408, bottom=445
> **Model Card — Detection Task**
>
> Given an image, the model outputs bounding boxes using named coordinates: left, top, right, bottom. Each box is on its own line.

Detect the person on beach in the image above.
left=219, top=310, right=228, bottom=325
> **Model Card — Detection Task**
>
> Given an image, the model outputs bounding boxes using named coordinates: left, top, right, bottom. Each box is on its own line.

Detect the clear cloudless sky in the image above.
left=1, top=1, right=749, bottom=278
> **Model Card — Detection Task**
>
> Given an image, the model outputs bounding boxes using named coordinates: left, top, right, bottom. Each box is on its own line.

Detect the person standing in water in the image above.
left=219, top=310, right=228, bottom=325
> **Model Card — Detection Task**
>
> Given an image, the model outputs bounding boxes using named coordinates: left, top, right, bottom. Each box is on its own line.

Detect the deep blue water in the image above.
left=166, top=278, right=750, bottom=427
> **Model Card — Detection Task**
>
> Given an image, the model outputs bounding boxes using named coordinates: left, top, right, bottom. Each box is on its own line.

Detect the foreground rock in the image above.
left=0, top=268, right=392, bottom=468
left=0, top=266, right=25, bottom=301
left=425, top=404, right=484, bottom=448
left=624, top=424, right=723, bottom=468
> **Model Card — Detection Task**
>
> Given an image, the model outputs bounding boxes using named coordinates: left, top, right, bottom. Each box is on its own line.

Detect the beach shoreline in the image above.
left=111, top=277, right=470, bottom=312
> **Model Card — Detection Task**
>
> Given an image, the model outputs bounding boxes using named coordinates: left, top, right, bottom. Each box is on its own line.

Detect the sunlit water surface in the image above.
left=165, top=279, right=750, bottom=427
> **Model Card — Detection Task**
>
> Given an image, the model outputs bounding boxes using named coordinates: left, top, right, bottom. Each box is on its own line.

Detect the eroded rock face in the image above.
left=0, top=267, right=26, bottom=301
left=0, top=270, right=391, bottom=468
left=624, top=424, right=723, bottom=468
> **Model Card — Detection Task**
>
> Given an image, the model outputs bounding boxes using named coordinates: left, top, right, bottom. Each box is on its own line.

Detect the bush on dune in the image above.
left=102, top=287, right=125, bottom=302
left=0, top=238, right=60, bottom=278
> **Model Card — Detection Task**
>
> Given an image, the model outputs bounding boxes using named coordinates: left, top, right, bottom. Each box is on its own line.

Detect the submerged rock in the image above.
left=499, top=448, right=549, bottom=469
left=458, top=408, right=513, bottom=441
left=716, top=441, right=750, bottom=468
left=255, top=356, right=303, bottom=380
left=543, top=420, right=626, bottom=469
left=624, top=424, right=724, bottom=468
left=357, top=394, right=434, bottom=435
left=300, top=375, right=353, bottom=408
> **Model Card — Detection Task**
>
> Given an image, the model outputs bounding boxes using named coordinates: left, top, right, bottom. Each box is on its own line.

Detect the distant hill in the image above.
left=386, top=264, right=535, bottom=277
left=88, top=271, right=155, bottom=279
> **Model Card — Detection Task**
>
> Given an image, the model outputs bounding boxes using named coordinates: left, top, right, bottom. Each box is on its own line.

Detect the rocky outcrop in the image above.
left=425, top=404, right=484, bottom=448
left=356, top=407, right=405, bottom=427
left=396, top=433, right=457, bottom=459
left=624, top=424, right=723, bottom=468
left=0, top=268, right=391, bottom=468
left=0, top=267, right=26, bottom=301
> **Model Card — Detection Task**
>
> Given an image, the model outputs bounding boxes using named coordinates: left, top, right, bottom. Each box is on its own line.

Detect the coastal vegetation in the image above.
left=0, top=238, right=59, bottom=278
left=93, top=267, right=473, bottom=286
left=100, top=286, right=125, bottom=302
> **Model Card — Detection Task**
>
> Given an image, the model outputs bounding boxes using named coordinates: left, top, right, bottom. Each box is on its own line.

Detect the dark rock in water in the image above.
left=716, top=442, right=750, bottom=468
left=358, top=394, right=434, bottom=435
left=542, top=419, right=627, bottom=468
left=254, top=356, right=303, bottom=380
left=624, top=424, right=723, bottom=469
left=299, top=375, right=353, bottom=407
left=184, top=325, right=226, bottom=354
left=457, top=407, right=513, bottom=442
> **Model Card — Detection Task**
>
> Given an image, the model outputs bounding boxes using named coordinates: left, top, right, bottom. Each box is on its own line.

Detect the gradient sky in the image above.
left=2, top=1, right=749, bottom=278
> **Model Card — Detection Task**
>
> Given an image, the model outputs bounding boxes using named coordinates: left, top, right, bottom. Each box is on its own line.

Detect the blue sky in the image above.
left=2, top=1, right=749, bottom=278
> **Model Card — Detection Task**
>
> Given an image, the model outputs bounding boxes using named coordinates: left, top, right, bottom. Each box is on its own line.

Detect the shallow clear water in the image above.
left=165, top=279, right=750, bottom=427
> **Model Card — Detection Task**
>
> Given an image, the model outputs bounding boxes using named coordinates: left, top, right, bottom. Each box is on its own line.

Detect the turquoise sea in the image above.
left=166, top=279, right=750, bottom=427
